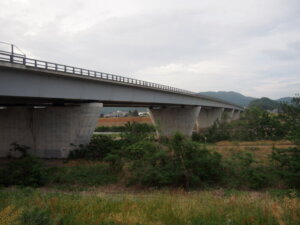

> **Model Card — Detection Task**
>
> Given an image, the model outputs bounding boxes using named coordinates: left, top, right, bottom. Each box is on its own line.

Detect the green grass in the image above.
left=47, top=163, right=118, bottom=188
left=0, top=188, right=299, bottom=225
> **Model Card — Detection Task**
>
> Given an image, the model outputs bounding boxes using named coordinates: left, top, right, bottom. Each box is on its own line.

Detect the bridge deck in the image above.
left=0, top=50, right=243, bottom=110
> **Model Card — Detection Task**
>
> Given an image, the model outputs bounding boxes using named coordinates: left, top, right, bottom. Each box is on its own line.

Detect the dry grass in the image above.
left=208, top=140, right=296, bottom=161
left=1, top=189, right=299, bottom=225
left=0, top=205, right=22, bottom=225
left=97, top=116, right=152, bottom=127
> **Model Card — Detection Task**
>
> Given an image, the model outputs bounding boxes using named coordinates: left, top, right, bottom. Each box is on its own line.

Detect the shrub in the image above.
left=168, top=133, right=223, bottom=189
left=223, top=152, right=271, bottom=189
left=280, top=95, right=300, bottom=144
left=69, top=135, right=122, bottom=160
left=0, top=143, right=47, bottom=187
left=121, top=122, right=156, bottom=143
left=271, top=147, right=300, bottom=188
left=126, top=141, right=172, bottom=186
left=197, top=106, right=288, bottom=143
left=203, top=119, right=231, bottom=143
left=104, top=149, right=125, bottom=172
left=125, top=133, right=223, bottom=189
left=71, top=123, right=155, bottom=161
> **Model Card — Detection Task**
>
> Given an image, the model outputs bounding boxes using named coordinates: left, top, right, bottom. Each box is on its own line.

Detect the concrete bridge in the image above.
left=0, top=47, right=243, bottom=158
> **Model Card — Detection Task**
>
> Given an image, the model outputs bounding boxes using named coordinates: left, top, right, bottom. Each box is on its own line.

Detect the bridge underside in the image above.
left=0, top=96, right=199, bottom=107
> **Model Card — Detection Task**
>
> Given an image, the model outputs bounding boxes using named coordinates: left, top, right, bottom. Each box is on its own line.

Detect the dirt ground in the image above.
left=97, top=116, right=152, bottom=127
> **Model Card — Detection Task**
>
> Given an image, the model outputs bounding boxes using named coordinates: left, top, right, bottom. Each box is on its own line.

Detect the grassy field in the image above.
left=210, top=140, right=295, bottom=161
left=1, top=139, right=299, bottom=224
left=0, top=188, right=299, bottom=225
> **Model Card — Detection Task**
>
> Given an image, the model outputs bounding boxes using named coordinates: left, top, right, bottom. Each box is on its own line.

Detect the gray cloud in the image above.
left=0, top=0, right=299, bottom=99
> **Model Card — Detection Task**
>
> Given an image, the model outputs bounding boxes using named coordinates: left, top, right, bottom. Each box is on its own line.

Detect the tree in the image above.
left=280, top=95, right=300, bottom=144
left=132, top=109, right=139, bottom=117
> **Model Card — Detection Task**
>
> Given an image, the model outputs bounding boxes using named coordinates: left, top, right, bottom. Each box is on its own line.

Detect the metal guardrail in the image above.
left=0, top=47, right=195, bottom=95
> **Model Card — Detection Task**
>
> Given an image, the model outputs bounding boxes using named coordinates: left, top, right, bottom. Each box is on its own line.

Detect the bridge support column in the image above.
left=223, top=108, right=235, bottom=122
left=149, top=106, right=201, bottom=137
left=196, top=107, right=224, bottom=131
left=0, top=103, right=102, bottom=158
left=232, top=110, right=241, bottom=121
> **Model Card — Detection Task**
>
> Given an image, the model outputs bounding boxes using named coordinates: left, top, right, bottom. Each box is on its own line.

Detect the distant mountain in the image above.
left=198, top=91, right=256, bottom=107
left=248, top=97, right=280, bottom=110
left=276, top=97, right=293, bottom=103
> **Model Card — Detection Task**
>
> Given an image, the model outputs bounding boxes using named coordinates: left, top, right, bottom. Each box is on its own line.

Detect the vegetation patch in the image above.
left=0, top=189, right=299, bottom=225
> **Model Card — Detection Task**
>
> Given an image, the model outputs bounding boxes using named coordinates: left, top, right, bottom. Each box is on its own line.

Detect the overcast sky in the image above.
left=1, top=0, right=299, bottom=99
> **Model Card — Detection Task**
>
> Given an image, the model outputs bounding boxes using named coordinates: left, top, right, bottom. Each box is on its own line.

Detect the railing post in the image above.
left=23, top=57, right=26, bottom=65
left=9, top=45, right=14, bottom=63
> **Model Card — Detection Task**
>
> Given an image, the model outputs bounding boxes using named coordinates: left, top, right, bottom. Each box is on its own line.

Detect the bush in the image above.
left=126, top=141, right=172, bottom=186
left=223, top=152, right=271, bottom=189
left=168, top=133, right=223, bottom=189
left=203, top=119, right=231, bottom=143
left=280, top=96, right=300, bottom=144
left=198, top=107, right=286, bottom=143
left=271, top=147, right=300, bottom=188
left=71, top=123, right=156, bottom=161
left=69, top=135, right=123, bottom=160
left=0, top=143, right=47, bottom=187
left=121, top=122, right=156, bottom=143
left=124, top=133, right=223, bottom=190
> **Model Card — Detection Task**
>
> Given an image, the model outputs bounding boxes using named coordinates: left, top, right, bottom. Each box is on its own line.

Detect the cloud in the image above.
left=0, top=0, right=299, bottom=99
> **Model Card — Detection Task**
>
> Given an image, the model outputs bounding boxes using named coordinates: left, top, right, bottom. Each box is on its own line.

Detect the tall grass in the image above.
left=0, top=189, right=299, bottom=225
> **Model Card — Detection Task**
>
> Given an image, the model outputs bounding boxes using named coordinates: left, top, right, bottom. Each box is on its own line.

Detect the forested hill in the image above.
left=248, top=97, right=280, bottom=110
left=277, top=97, right=293, bottom=103
left=198, top=91, right=256, bottom=107
left=198, top=91, right=293, bottom=108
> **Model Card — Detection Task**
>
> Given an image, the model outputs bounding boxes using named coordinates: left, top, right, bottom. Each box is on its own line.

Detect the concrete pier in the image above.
left=0, top=103, right=102, bottom=158
left=196, top=107, right=224, bottom=131
left=232, top=110, right=241, bottom=121
left=224, top=108, right=235, bottom=122
left=149, top=106, right=201, bottom=137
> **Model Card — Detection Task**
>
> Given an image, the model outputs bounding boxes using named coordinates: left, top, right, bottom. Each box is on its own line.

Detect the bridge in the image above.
left=0, top=44, right=243, bottom=158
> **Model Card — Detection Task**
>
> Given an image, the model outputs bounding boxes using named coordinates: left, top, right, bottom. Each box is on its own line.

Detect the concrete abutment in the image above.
left=0, top=103, right=102, bottom=158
